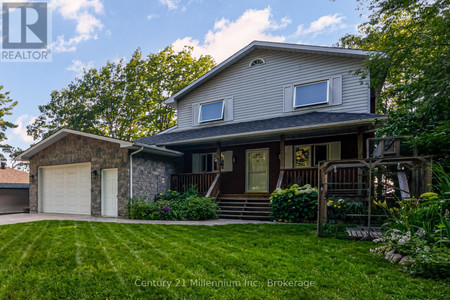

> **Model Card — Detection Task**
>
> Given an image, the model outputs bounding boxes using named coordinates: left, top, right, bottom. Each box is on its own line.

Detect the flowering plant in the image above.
left=270, top=184, right=318, bottom=222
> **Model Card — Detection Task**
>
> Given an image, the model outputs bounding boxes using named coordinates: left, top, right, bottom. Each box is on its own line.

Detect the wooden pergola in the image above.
left=317, top=138, right=432, bottom=239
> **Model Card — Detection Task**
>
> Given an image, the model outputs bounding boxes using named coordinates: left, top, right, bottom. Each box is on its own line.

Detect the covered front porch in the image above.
left=133, top=112, right=383, bottom=220
left=168, top=124, right=372, bottom=219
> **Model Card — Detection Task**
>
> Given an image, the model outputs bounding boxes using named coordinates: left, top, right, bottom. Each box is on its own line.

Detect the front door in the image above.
left=246, top=148, right=269, bottom=193
left=102, top=169, right=118, bottom=217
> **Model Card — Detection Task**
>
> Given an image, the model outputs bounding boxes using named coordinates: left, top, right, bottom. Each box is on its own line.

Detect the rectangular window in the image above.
left=294, top=81, right=328, bottom=108
left=193, top=151, right=233, bottom=173
left=200, top=153, right=216, bottom=172
left=199, top=100, right=224, bottom=123
left=313, top=145, right=328, bottom=166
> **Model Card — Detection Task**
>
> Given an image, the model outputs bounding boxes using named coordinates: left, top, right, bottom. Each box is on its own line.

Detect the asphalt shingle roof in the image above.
left=0, top=167, right=29, bottom=185
left=136, top=112, right=382, bottom=146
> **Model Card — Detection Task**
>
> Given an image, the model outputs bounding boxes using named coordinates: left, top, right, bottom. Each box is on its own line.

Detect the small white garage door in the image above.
left=40, top=163, right=91, bottom=214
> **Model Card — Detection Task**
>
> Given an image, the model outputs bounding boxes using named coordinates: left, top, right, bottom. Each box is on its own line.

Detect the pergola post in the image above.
left=357, top=127, right=364, bottom=196
left=317, top=162, right=328, bottom=237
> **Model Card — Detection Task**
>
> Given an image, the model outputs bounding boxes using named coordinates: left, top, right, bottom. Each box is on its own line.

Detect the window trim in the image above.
left=249, top=58, right=266, bottom=67
left=198, top=100, right=225, bottom=123
left=293, top=80, right=329, bottom=108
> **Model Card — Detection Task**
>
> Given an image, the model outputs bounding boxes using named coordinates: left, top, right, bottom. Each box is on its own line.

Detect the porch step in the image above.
left=216, top=194, right=272, bottom=221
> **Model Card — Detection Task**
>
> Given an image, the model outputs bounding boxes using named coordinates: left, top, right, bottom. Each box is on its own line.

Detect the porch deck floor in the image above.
left=346, top=226, right=382, bottom=240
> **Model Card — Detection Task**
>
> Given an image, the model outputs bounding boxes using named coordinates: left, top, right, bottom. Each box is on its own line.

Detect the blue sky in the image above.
left=0, top=0, right=367, bottom=151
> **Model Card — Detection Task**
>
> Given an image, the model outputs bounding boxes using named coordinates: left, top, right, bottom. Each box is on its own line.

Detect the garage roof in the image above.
left=17, top=129, right=183, bottom=160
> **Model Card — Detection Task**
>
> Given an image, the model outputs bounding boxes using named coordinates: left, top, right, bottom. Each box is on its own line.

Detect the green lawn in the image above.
left=0, top=221, right=447, bottom=299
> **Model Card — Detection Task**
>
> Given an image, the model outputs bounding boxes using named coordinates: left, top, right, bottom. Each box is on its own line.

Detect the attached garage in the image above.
left=40, top=163, right=91, bottom=214
left=17, top=129, right=183, bottom=217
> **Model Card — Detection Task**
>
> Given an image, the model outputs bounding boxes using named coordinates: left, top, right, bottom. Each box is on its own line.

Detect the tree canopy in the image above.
left=340, top=0, right=449, bottom=166
left=0, top=85, right=18, bottom=155
left=28, top=46, right=216, bottom=141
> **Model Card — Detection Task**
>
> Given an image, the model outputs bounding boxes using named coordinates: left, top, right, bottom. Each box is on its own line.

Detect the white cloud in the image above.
left=11, top=115, right=36, bottom=143
left=172, top=7, right=289, bottom=63
left=159, top=0, right=180, bottom=10
left=50, top=0, right=104, bottom=53
left=147, top=14, right=159, bottom=20
left=295, top=13, right=346, bottom=37
left=67, top=60, right=94, bottom=78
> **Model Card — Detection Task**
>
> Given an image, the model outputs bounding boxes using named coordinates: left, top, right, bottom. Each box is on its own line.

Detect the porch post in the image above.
left=280, top=135, right=285, bottom=170
left=216, top=142, right=221, bottom=173
left=357, top=127, right=364, bottom=159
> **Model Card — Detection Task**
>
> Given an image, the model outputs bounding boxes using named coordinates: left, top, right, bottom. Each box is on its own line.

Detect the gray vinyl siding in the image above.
left=175, top=49, right=369, bottom=131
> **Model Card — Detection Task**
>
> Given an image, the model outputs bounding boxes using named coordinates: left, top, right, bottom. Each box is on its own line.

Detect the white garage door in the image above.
left=40, top=163, right=91, bottom=214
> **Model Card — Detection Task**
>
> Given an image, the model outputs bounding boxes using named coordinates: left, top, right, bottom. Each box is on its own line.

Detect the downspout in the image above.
left=129, top=147, right=144, bottom=199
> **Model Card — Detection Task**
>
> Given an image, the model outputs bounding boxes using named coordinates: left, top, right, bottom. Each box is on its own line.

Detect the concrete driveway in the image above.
left=0, top=213, right=273, bottom=226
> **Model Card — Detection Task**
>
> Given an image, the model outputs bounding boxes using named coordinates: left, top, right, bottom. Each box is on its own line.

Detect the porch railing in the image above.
left=280, top=168, right=318, bottom=189
left=279, top=167, right=361, bottom=192
left=170, top=172, right=217, bottom=195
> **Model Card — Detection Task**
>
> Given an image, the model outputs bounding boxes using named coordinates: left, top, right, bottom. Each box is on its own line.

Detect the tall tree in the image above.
left=0, top=85, right=18, bottom=154
left=1, top=146, right=28, bottom=171
left=28, top=46, right=215, bottom=141
left=339, top=0, right=450, bottom=166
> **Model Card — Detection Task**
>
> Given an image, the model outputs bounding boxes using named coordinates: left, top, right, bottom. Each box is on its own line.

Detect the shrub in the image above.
left=153, top=189, right=183, bottom=202
left=127, top=197, right=154, bottom=220
left=183, top=196, right=218, bottom=221
left=270, top=184, right=318, bottom=222
left=127, top=186, right=218, bottom=221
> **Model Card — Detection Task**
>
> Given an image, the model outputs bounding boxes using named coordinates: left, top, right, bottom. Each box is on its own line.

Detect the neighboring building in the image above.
left=0, top=163, right=30, bottom=214
left=18, top=41, right=384, bottom=219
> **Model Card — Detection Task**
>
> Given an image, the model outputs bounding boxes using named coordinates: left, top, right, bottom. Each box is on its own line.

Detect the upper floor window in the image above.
left=199, top=100, right=224, bottom=123
left=249, top=58, right=265, bottom=67
left=294, top=80, right=329, bottom=108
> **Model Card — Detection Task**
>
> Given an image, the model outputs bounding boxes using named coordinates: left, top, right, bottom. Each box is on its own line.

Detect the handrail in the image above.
left=276, top=170, right=284, bottom=189
left=206, top=173, right=221, bottom=198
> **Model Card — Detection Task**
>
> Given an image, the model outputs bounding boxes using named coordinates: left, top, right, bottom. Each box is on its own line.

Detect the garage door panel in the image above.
left=41, top=163, right=91, bottom=215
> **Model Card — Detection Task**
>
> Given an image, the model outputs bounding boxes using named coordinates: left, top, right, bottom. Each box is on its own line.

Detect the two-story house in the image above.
left=19, top=41, right=383, bottom=219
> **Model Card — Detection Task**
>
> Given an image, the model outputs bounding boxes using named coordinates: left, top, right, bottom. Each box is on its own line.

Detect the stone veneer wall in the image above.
left=29, top=134, right=130, bottom=216
left=131, top=152, right=180, bottom=201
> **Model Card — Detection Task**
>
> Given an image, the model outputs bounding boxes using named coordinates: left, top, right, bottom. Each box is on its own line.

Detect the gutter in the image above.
left=129, top=146, right=144, bottom=199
